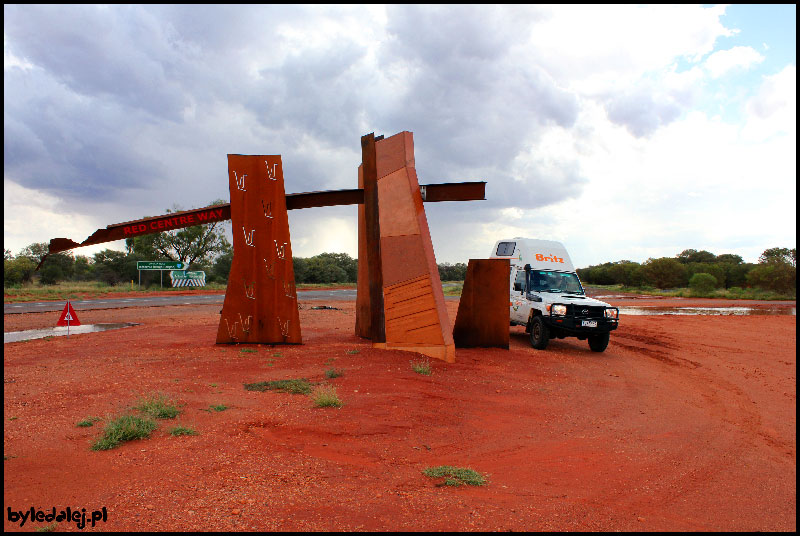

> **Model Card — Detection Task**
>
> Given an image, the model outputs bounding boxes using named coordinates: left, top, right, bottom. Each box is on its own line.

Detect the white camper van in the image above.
left=490, top=238, right=619, bottom=352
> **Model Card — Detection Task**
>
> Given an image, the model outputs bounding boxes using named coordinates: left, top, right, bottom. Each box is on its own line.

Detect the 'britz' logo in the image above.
left=535, top=253, right=564, bottom=263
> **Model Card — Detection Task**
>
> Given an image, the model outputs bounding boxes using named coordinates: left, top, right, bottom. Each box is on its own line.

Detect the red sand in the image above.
left=3, top=296, right=796, bottom=531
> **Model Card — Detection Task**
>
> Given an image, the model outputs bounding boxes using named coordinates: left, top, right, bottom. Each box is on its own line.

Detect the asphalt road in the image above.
left=4, top=289, right=360, bottom=315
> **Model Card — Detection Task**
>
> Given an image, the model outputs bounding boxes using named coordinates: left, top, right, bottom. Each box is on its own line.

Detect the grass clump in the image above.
left=35, top=522, right=58, bottom=532
left=423, top=465, right=487, bottom=487
left=169, top=426, right=198, bottom=437
left=91, top=415, right=157, bottom=451
left=240, top=348, right=257, bottom=353
left=312, top=385, right=343, bottom=408
left=134, top=394, right=181, bottom=419
left=325, top=368, right=344, bottom=379
left=208, top=404, right=228, bottom=412
left=243, top=378, right=312, bottom=395
left=76, top=416, right=101, bottom=427
left=410, top=357, right=432, bottom=375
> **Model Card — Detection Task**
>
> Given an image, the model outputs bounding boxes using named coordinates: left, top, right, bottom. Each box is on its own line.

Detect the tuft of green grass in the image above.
left=325, top=368, right=344, bottom=379
left=76, top=416, right=101, bottom=428
left=243, top=378, right=312, bottom=394
left=346, top=349, right=360, bottom=355
left=410, top=357, right=432, bottom=375
left=169, top=426, right=198, bottom=437
left=312, top=385, right=343, bottom=408
left=208, top=404, right=228, bottom=412
left=91, top=415, right=157, bottom=451
left=35, top=522, right=58, bottom=532
left=240, top=348, right=257, bottom=353
left=423, top=466, right=487, bottom=487
left=133, top=394, right=181, bottom=419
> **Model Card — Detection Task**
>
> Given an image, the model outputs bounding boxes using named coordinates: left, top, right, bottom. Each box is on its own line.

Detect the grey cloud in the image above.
left=4, top=4, right=591, bottom=245
left=605, top=90, right=682, bottom=137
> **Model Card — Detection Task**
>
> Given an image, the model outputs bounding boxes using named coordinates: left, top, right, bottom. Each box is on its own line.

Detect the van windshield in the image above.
left=530, top=270, right=584, bottom=294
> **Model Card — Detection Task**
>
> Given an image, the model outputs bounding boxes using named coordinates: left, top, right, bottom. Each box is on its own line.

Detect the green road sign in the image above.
left=137, top=261, right=185, bottom=270
left=170, top=271, right=204, bottom=279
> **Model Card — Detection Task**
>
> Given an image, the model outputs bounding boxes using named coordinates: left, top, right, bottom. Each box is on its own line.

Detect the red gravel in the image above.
left=3, top=296, right=796, bottom=531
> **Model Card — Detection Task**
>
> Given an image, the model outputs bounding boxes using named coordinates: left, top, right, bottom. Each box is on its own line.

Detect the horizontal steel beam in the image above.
left=40, top=181, right=485, bottom=264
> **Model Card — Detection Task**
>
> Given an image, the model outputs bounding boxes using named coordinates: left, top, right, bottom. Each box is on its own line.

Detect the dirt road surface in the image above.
left=3, top=295, right=796, bottom=531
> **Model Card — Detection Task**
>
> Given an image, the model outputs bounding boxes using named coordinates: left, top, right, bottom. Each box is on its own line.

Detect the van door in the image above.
left=510, top=269, right=528, bottom=323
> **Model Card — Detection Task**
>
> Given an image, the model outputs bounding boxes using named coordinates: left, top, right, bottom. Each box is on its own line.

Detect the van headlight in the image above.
left=551, top=304, right=567, bottom=316
left=604, top=308, right=618, bottom=320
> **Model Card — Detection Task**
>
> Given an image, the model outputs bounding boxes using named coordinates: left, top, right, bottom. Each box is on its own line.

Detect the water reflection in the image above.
left=4, top=323, right=140, bottom=344
left=619, top=306, right=795, bottom=316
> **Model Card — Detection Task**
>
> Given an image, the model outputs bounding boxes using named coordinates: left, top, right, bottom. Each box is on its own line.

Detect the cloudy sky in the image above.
left=4, top=4, right=796, bottom=268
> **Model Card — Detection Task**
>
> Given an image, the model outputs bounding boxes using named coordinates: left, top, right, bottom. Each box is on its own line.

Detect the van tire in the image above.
left=588, top=332, right=610, bottom=352
left=529, top=316, right=549, bottom=350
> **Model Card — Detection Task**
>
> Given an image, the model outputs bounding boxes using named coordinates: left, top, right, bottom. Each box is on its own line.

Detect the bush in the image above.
left=747, top=263, right=796, bottom=293
left=642, top=257, right=688, bottom=289
left=689, top=273, right=718, bottom=295
left=4, top=256, right=36, bottom=286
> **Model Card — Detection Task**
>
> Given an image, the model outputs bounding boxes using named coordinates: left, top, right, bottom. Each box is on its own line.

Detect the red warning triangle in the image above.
left=56, top=301, right=81, bottom=326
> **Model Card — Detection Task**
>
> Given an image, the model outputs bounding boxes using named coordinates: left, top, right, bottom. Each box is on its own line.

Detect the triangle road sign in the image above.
left=56, top=301, right=81, bottom=327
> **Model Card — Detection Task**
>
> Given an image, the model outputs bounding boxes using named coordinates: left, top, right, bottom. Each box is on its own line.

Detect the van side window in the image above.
left=496, top=242, right=516, bottom=256
left=513, top=270, right=526, bottom=292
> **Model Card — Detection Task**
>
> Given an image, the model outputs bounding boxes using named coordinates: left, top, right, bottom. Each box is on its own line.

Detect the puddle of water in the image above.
left=619, top=306, right=795, bottom=316
left=4, top=323, right=140, bottom=344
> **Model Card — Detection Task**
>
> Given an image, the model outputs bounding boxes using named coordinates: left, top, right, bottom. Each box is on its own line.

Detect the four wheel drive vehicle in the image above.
left=490, top=238, right=619, bottom=352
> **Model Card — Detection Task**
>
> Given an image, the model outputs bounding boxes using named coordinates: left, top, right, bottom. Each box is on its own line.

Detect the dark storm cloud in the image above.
left=4, top=65, right=163, bottom=200
left=4, top=4, right=588, bottom=222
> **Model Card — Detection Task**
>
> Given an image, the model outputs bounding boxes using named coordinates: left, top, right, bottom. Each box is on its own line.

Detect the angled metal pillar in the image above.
left=216, top=155, right=301, bottom=344
left=357, top=132, right=455, bottom=363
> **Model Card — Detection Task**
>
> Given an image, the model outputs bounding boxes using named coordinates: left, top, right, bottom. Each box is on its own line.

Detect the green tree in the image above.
left=642, top=257, right=688, bottom=289
left=126, top=201, right=231, bottom=268
left=677, top=249, right=716, bottom=264
left=4, top=256, right=36, bottom=286
left=758, top=247, right=796, bottom=267
left=17, top=242, right=49, bottom=264
left=747, top=263, right=796, bottom=293
left=715, top=253, right=744, bottom=265
left=689, top=273, right=718, bottom=296
left=211, top=251, right=233, bottom=283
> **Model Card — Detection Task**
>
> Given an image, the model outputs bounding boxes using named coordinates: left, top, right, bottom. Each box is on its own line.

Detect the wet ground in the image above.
left=4, top=323, right=140, bottom=344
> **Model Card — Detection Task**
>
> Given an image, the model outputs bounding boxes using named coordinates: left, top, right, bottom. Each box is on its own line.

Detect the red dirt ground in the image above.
left=3, top=295, right=796, bottom=531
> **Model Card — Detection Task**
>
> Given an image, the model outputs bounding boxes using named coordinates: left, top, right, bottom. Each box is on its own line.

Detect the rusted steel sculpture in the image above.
left=215, top=155, right=301, bottom=344
left=452, top=259, right=510, bottom=348
left=38, top=132, right=485, bottom=357
left=356, top=132, right=457, bottom=362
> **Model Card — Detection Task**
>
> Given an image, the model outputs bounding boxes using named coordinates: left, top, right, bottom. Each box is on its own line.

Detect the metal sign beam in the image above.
left=40, top=182, right=485, bottom=265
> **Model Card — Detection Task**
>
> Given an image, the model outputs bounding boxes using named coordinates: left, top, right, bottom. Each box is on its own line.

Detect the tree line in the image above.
left=3, top=245, right=471, bottom=287
left=577, top=247, right=796, bottom=293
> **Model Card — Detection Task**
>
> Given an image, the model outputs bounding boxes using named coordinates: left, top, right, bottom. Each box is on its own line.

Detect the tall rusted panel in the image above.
left=453, top=259, right=510, bottom=348
left=216, top=155, right=301, bottom=344
left=357, top=131, right=455, bottom=363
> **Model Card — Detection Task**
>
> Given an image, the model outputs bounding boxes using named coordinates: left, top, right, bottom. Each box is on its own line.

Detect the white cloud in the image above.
left=704, top=46, right=765, bottom=78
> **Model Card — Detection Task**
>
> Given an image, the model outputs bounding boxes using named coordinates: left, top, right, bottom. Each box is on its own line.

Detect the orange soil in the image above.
left=3, top=297, right=796, bottom=531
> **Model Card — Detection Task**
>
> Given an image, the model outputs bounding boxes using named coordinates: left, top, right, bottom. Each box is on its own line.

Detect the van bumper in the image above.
left=543, top=315, right=618, bottom=334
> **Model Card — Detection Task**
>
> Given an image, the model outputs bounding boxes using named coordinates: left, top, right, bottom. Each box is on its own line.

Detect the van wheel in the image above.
left=588, top=332, right=610, bottom=352
left=529, top=316, right=549, bottom=350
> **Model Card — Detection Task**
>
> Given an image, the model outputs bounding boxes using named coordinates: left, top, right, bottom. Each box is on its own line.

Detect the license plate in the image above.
left=581, top=320, right=598, bottom=328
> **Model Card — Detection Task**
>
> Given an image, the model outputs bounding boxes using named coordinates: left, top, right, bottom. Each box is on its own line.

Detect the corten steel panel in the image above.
left=363, top=131, right=455, bottom=362
left=453, top=259, right=510, bottom=348
left=216, top=155, right=301, bottom=345
left=362, top=133, right=386, bottom=344
left=355, top=165, right=371, bottom=339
